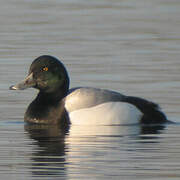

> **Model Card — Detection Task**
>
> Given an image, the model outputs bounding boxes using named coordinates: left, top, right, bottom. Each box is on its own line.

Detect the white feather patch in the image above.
left=68, top=102, right=143, bottom=125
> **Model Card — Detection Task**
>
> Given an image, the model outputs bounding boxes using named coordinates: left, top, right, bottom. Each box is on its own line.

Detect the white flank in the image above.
left=68, top=102, right=143, bottom=125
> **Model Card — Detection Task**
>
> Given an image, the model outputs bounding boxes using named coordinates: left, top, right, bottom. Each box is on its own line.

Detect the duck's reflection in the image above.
left=68, top=123, right=166, bottom=138
left=140, top=124, right=165, bottom=135
left=138, top=124, right=166, bottom=143
left=25, top=120, right=166, bottom=179
left=24, top=123, right=69, bottom=178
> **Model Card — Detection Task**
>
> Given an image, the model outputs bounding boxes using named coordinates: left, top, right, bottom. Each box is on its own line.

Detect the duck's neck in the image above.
left=36, top=81, right=69, bottom=103
left=37, top=89, right=67, bottom=105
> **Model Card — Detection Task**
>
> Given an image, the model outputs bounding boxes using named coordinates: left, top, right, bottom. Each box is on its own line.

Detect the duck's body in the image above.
left=10, top=55, right=168, bottom=125
left=64, top=87, right=143, bottom=125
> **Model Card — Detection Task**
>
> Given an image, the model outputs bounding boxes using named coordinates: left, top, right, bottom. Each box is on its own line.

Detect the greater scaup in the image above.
left=10, top=55, right=168, bottom=125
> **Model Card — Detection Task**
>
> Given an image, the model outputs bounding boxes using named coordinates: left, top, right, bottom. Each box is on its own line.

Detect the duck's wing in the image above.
left=64, top=87, right=126, bottom=113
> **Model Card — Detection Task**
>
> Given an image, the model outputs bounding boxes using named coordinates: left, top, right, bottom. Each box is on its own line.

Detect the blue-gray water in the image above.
left=0, top=0, right=180, bottom=179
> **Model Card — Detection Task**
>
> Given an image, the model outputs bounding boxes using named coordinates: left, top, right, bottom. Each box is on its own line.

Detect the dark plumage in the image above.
left=124, top=96, right=167, bottom=124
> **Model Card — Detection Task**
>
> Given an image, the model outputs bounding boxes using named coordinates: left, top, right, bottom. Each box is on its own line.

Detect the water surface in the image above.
left=0, top=0, right=180, bottom=179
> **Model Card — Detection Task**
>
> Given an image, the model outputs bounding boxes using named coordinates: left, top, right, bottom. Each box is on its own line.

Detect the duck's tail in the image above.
left=124, top=96, right=168, bottom=124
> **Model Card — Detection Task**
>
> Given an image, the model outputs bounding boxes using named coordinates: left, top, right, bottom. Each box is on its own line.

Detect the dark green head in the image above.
left=10, top=55, right=70, bottom=95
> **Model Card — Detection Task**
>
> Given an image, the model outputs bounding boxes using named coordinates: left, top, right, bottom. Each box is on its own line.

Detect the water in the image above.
left=0, top=0, right=180, bottom=179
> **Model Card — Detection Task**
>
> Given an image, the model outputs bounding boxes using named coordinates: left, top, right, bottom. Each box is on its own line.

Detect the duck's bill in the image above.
left=9, top=73, right=36, bottom=90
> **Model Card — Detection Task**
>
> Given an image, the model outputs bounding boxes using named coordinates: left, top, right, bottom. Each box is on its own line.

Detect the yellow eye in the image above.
left=43, top=67, right=48, bottom=71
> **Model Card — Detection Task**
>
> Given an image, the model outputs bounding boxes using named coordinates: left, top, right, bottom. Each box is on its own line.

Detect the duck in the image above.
left=10, top=55, right=168, bottom=126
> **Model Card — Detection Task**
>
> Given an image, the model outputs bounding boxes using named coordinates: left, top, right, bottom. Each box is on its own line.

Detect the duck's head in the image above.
left=10, top=55, right=70, bottom=95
